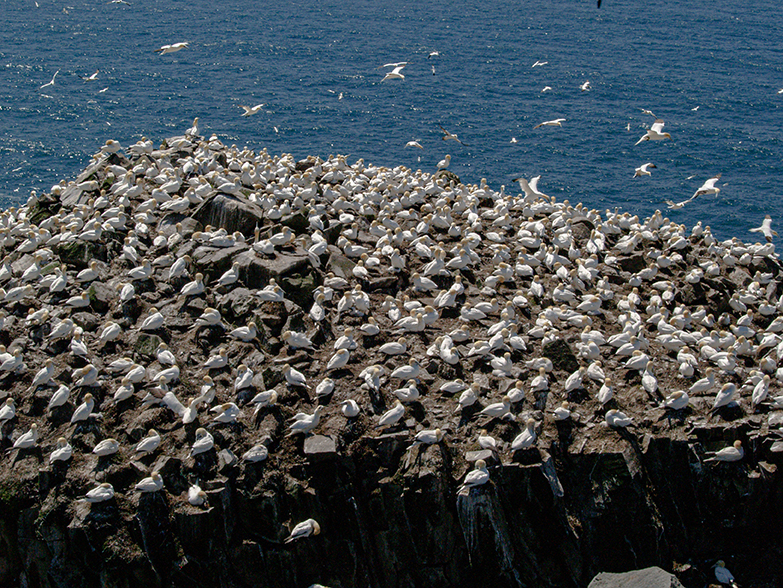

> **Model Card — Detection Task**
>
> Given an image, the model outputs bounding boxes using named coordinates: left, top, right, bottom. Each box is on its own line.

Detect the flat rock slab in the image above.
left=304, top=435, right=337, bottom=458
left=588, top=567, right=684, bottom=588
left=465, top=450, right=494, bottom=463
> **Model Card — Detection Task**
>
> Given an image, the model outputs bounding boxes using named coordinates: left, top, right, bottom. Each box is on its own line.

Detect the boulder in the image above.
left=588, top=566, right=684, bottom=588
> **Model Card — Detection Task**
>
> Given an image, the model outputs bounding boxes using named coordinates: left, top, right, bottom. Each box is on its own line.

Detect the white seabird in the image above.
left=458, top=459, right=490, bottom=495
left=284, top=518, right=321, bottom=543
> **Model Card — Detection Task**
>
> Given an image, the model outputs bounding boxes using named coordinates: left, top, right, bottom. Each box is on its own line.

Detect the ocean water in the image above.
left=1, top=0, right=781, bottom=240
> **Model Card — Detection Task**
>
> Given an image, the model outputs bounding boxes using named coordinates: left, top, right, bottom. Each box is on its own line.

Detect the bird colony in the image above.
left=0, top=127, right=782, bottom=547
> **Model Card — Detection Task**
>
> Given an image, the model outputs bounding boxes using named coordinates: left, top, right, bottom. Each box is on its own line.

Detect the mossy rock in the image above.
left=27, top=198, right=61, bottom=226
left=280, top=272, right=319, bottom=310
left=134, top=334, right=163, bottom=358
left=542, top=338, right=579, bottom=374
left=435, top=170, right=460, bottom=184
left=54, top=241, right=108, bottom=271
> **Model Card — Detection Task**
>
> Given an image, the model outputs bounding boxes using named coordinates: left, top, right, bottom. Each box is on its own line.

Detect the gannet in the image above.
left=633, top=162, right=656, bottom=178
left=712, top=383, right=737, bottom=411
left=439, top=124, right=468, bottom=146
left=749, top=215, right=777, bottom=242
left=379, top=62, right=407, bottom=82
left=340, top=399, right=360, bottom=418
left=12, top=423, right=37, bottom=450
left=188, top=484, right=208, bottom=506
left=70, top=393, right=94, bottom=423
left=705, top=440, right=744, bottom=463
left=511, top=418, right=537, bottom=450
left=634, top=119, right=671, bottom=145
left=50, top=437, right=72, bottom=463
left=81, top=483, right=114, bottom=503
left=284, top=518, right=321, bottom=543
left=135, top=429, right=161, bottom=454
left=212, top=402, right=241, bottom=424
left=239, top=103, right=264, bottom=116
left=377, top=400, right=405, bottom=428
left=478, top=396, right=512, bottom=419
left=243, top=443, right=269, bottom=462
left=155, top=42, right=189, bottom=54
left=251, top=389, right=278, bottom=415
left=691, top=174, right=722, bottom=199
left=93, top=438, right=120, bottom=456
left=139, top=307, right=164, bottom=331
left=315, top=378, right=335, bottom=398
left=605, top=409, right=632, bottom=427
left=191, top=428, right=214, bottom=456
left=283, top=364, right=309, bottom=388
left=286, top=405, right=323, bottom=436
left=533, top=118, right=565, bottom=129
left=135, top=472, right=164, bottom=493
left=409, top=428, right=444, bottom=448
left=458, top=459, right=490, bottom=495
left=39, top=70, right=59, bottom=89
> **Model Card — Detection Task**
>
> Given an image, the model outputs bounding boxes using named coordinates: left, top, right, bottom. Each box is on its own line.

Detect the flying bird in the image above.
left=439, top=125, right=468, bottom=146
left=633, top=162, right=656, bottom=178
left=635, top=119, right=671, bottom=145
left=80, top=70, right=99, bottom=82
left=155, top=42, right=189, bottom=55
left=749, top=215, right=777, bottom=242
left=580, top=80, right=591, bottom=91
left=533, top=118, right=565, bottom=129
left=239, top=103, right=264, bottom=116
left=405, top=140, right=424, bottom=149
left=379, top=62, right=407, bottom=82
left=691, top=174, right=722, bottom=198
left=39, top=70, right=59, bottom=89
left=532, top=60, right=548, bottom=67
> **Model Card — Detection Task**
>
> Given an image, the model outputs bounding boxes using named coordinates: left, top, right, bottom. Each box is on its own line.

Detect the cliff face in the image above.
left=2, top=428, right=782, bottom=588
left=1, top=135, right=783, bottom=588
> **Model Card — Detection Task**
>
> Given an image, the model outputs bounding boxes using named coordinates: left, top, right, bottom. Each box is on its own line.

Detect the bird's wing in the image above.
left=650, top=119, right=666, bottom=133
left=529, top=175, right=542, bottom=192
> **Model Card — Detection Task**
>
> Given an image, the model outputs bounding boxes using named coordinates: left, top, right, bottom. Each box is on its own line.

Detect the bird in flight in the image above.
left=580, top=80, right=591, bottom=91
left=379, top=62, right=407, bottom=82
left=633, top=162, right=656, bottom=178
left=533, top=118, right=565, bottom=129
left=691, top=174, right=722, bottom=198
left=667, top=174, right=721, bottom=209
left=80, top=70, right=99, bottom=82
left=439, top=125, right=468, bottom=146
left=155, top=42, right=189, bottom=55
left=532, top=60, right=548, bottom=68
left=405, top=141, right=424, bottom=149
left=39, top=70, right=59, bottom=89
left=428, top=51, right=439, bottom=58
left=640, top=109, right=656, bottom=117
left=239, top=103, right=264, bottom=117
left=634, top=119, right=671, bottom=145
left=749, top=215, right=778, bottom=242
left=541, top=86, right=552, bottom=92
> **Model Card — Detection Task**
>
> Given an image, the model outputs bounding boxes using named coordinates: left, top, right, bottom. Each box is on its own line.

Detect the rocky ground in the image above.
left=0, top=132, right=781, bottom=587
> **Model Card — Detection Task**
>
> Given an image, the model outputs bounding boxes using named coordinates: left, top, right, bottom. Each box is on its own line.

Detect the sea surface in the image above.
left=1, top=0, right=781, bottom=240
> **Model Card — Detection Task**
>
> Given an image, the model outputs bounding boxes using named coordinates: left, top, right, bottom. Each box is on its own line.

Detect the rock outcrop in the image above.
left=0, top=132, right=781, bottom=587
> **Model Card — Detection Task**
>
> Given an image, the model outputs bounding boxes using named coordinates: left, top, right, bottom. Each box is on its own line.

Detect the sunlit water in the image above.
left=1, top=0, right=781, bottom=240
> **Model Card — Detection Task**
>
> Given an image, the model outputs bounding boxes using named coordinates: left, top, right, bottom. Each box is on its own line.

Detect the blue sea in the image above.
left=1, top=0, right=781, bottom=240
